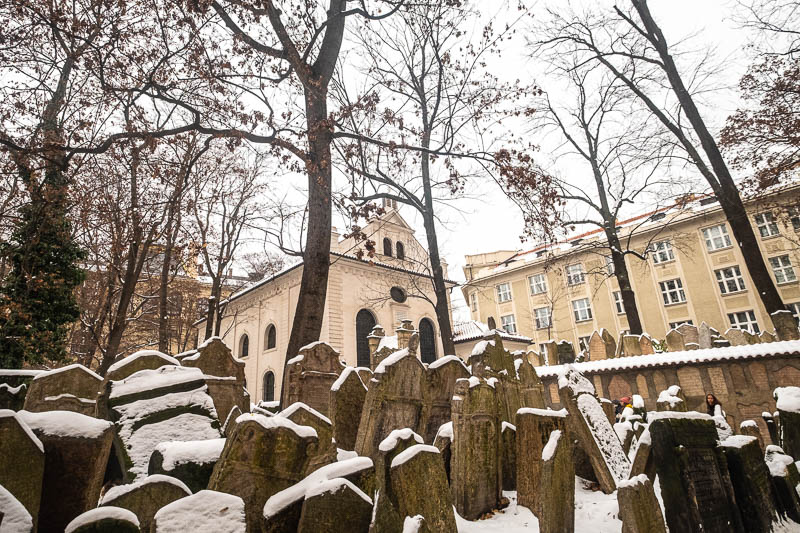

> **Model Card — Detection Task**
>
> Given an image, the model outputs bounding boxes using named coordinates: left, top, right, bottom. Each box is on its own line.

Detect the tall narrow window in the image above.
left=659, top=278, right=687, bottom=305
left=500, top=314, right=517, bottom=334
left=419, top=318, right=436, bottom=364
left=356, top=309, right=376, bottom=368
left=651, top=240, right=675, bottom=264
left=469, top=292, right=478, bottom=312
left=396, top=242, right=405, bottom=260
left=265, top=324, right=277, bottom=350
left=770, top=255, right=797, bottom=284
left=383, top=237, right=392, bottom=257
left=613, top=291, right=625, bottom=314
left=755, top=213, right=780, bottom=238
left=565, top=264, right=585, bottom=286
left=714, top=266, right=746, bottom=294
left=529, top=273, right=547, bottom=295
left=496, top=282, right=512, bottom=303
left=702, top=224, right=732, bottom=251
left=262, top=371, right=275, bottom=402
left=239, top=334, right=249, bottom=358
left=571, top=298, right=593, bottom=322
left=534, top=307, right=551, bottom=329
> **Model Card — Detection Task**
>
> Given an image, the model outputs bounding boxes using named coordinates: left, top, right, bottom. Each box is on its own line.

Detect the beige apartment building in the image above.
left=461, top=185, right=800, bottom=359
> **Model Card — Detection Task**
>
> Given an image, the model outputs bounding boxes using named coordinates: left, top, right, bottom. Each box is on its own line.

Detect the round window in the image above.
left=390, top=286, right=407, bottom=303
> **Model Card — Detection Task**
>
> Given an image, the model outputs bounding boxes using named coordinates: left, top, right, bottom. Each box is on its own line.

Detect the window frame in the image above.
left=469, top=292, right=478, bottom=312
left=651, top=240, right=675, bottom=264
left=714, top=265, right=747, bottom=295
left=727, top=310, right=761, bottom=334
left=534, top=306, right=552, bottom=329
left=571, top=297, right=593, bottom=322
left=565, top=263, right=585, bottom=286
left=265, top=324, right=277, bottom=351
left=612, top=290, right=625, bottom=314
left=702, top=224, right=733, bottom=252
left=529, top=273, right=547, bottom=295
left=755, top=212, right=780, bottom=238
left=578, top=335, right=591, bottom=353
left=668, top=319, right=694, bottom=330
left=659, top=278, right=687, bottom=306
left=500, top=314, right=517, bottom=334
left=769, top=255, right=797, bottom=284
left=496, top=282, right=512, bottom=303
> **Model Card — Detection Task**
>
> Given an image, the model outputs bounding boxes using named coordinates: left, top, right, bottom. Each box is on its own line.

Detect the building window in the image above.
left=418, top=318, right=436, bottom=364
left=262, top=371, right=275, bottom=402
left=496, top=282, right=512, bottom=303
left=715, top=266, right=746, bottom=294
left=469, top=292, right=478, bottom=312
left=789, top=207, right=800, bottom=231
left=390, top=286, right=407, bottom=303
left=788, top=302, right=800, bottom=324
left=356, top=309, right=376, bottom=368
left=578, top=336, right=591, bottom=352
left=613, top=291, right=624, bottom=314
left=265, top=324, right=277, bottom=350
left=702, top=224, right=732, bottom=252
left=571, top=298, right=593, bottom=322
left=659, top=278, right=687, bottom=305
left=383, top=237, right=393, bottom=257
left=534, top=307, right=551, bottom=329
left=605, top=255, right=615, bottom=276
left=770, top=255, right=797, bottom=284
left=529, top=273, right=547, bottom=295
left=500, top=314, right=517, bottom=334
left=239, top=334, right=249, bottom=358
left=669, top=319, right=694, bottom=330
left=565, top=264, right=585, bottom=286
left=396, top=241, right=405, bottom=260
left=651, top=240, right=675, bottom=264
left=755, top=212, right=780, bottom=238
left=728, top=310, right=760, bottom=334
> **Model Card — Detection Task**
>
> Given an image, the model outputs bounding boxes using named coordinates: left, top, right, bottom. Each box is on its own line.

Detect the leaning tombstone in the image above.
left=17, top=410, right=114, bottom=533
left=388, top=444, right=457, bottom=533
left=720, top=435, right=778, bottom=533
left=147, top=438, right=226, bottom=493
left=284, top=342, right=343, bottom=417
left=765, top=444, right=800, bottom=522
left=557, top=366, right=630, bottom=493
left=614, top=421, right=635, bottom=455
left=616, top=474, right=666, bottom=533
left=423, top=356, right=470, bottom=442
left=501, top=422, right=516, bottom=491
left=152, top=490, right=246, bottom=533
left=105, top=350, right=181, bottom=382
left=538, top=428, right=574, bottom=533
left=433, top=422, right=453, bottom=483
left=23, top=364, right=102, bottom=416
left=329, top=367, right=367, bottom=451
left=64, top=507, right=140, bottom=533
left=676, top=323, right=699, bottom=345
left=297, top=478, right=372, bottom=533
left=450, top=377, right=502, bottom=519
left=665, top=329, right=685, bottom=352
left=0, top=410, right=44, bottom=529
left=0, top=484, right=33, bottom=533
left=589, top=329, right=616, bottom=361
left=99, top=474, right=191, bottom=533
left=739, top=420, right=764, bottom=451
left=600, top=398, right=615, bottom=426
left=638, top=334, right=655, bottom=355
left=280, top=402, right=336, bottom=474
left=515, top=408, right=568, bottom=515
left=648, top=413, right=744, bottom=533
left=772, top=310, right=800, bottom=341
left=774, top=386, right=800, bottom=460
left=556, top=340, right=575, bottom=365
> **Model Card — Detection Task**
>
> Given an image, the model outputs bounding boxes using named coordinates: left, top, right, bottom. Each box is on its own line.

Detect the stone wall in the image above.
left=537, top=349, right=800, bottom=443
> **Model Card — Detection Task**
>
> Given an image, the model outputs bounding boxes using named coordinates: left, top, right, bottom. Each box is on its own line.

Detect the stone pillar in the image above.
left=538, top=428, right=574, bottom=533
left=396, top=320, right=415, bottom=350
left=720, top=435, right=778, bottom=533
left=501, top=422, right=516, bottom=491
left=772, top=310, right=800, bottom=341
left=515, top=407, right=568, bottom=515
left=617, top=474, right=666, bottom=533
left=367, top=325, right=385, bottom=361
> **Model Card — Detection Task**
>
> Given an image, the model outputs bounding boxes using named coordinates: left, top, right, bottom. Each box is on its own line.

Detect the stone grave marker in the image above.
left=617, top=474, right=666, bottom=533
left=775, top=386, right=800, bottom=460
left=773, top=310, right=800, bottom=341
left=720, top=435, right=778, bottom=533
left=665, top=330, right=685, bottom=352
left=556, top=340, right=576, bottom=364
left=739, top=420, right=764, bottom=450
left=152, top=490, right=246, bottom=533
left=296, top=478, right=372, bottom=533
left=106, top=350, right=181, bottom=382
left=181, top=337, right=248, bottom=423
left=64, top=507, right=140, bottom=533
left=23, top=364, right=102, bottom=416
left=638, top=334, right=655, bottom=355
left=589, top=329, right=616, bottom=361
left=423, top=356, right=470, bottom=443
left=621, top=335, right=642, bottom=357
left=0, top=410, right=44, bottom=530
left=280, top=402, right=336, bottom=474
left=433, top=422, right=453, bottom=483
left=724, top=328, right=747, bottom=346
left=284, top=341, right=343, bottom=417
left=677, top=323, right=699, bottom=346
left=0, top=484, right=33, bottom=533
left=148, top=438, right=226, bottom=493
left=538, top=428, right=574, bottom=533
left=765, top=445, right=800, bottom=522
left=501, top=422, right=516, bottom=491
left=697, top=322, right=713, bottom=350
left=329, top=367, right=367, bottom=451
left=515, top=408, right=568, bottom=515
left=99, top=474, right=191, bottom=533
left=540, top=341, right=558, bottom=366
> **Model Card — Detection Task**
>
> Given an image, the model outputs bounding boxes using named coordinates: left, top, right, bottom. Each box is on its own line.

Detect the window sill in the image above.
left=777, top=280, right=798, bottom=286
left=498, top=299, right=513, bottom=304
left=707, top=245, right=733, bottom=254
left=530, top=291, right=547, bottom=297
left=575, top=318, right=593, bottom=323
left=653, top=259, right=676, bottom=267
left=720, top=289, right=747, bottom=297
left=663, top=301, right=688, bottom=307
left=566, top=282, right=585, bottom=288
left=263, top=347, right=277, bottom=353
left=760, top=234, right=781, bottom=241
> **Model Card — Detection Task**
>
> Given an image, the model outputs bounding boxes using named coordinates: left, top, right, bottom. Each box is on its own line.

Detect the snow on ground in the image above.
left=456, top=484, right=622, bottom=533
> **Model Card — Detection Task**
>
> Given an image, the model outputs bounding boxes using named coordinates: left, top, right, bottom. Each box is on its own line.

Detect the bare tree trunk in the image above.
left=205, top=277, right=221, bottom=340
left=608, top=233, right=643, bottom=334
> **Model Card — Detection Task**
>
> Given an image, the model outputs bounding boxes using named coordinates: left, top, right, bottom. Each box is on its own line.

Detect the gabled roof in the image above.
left=375, top=208, right=415, bottom=232
left=453, top=320, right=532, bottom=345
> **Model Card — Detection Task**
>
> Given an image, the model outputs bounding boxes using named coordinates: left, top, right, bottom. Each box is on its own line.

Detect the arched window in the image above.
left=265, top=324, right=276, bottom=350
left=419, top=318, right=436, bottom=364
left=356, top=309, right=377, bottom=368
left=239, top=334, right=249, bottom=358
left=396, top=241, right=405, bottom=260
left=263, top=371, right=275, bottom=402
left=383, top=237, right=393, bottom=257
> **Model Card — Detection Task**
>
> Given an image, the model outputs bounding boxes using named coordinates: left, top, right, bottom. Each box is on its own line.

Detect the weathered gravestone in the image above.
left=724, top=328, right=748, bottom=346
left=262, top=456, right=375, bottom=533
left=18, top=410, right=114, bottom=533
left=223, top=405, right=243, bottom=438
left=102, top=365, right=221, bottom=481
left=774, top=386, right=800, bottom=460
left=179, top=337, right=248, bottom=422
left=557, top=366, right=630, bottom=493
left=389, top=444, right=457, bottom=533
left=763, top=411, right=780, bottom=444
left=739, top=420, right=764, bottom=450
left=677, top=323, right=699, bottom=346
left=501, top=422, right=516, bottom=491
left=759, top=330, right=777, bottom=343
left=280, top=402, right=336, bottom=474
left=614, top=421, right=635, bottom=455
left=765, top=444, right=800, bottom=522
left=148, top=438, right=226, bottom=493
left=297, top=478, right=373, bottom=533
left=697, top=322, right=713, bottom=349
left=628, top=425, right=655, bottom=481
left=450, top=377, right=502, bottom=520
left=656, top=388, right=686, bottom=412
left=423, top=356, right=470, bottom=443
left=773, top=309, right=800, bottom=341
left=64, top=507, right=140, bottom=533
left=152, top=490, right=246, bottom=533
left=106, top=350, right=181, bottom=382
left=515, top=356, right=547, bottom=411
left=516, top=408, right=569, bottom=513
left=621, top=335, right=642, bottom=357
left=538, top=428, right=574, bottom=533
left=588, top=329, right=616, bottom=361
left=600, top=398, right=615, bottom=426
left=638, top=334, right=655, bottom=355
left=23, top=364, right=102, bottom=416
left=433, top=422, right=453, bottom=484
left=539, top=341, right=558, bottom=366
left=0, top=382, right=27, bottom=411
left=208, top=413, right=318, bottom=528
left=665, top=329, right=686, bottom=352
left=0, top=410, right=44, bottom=529
left=0, top=484, right=33, bottom=533
left=99, top=474, right=190, bottom=533
left=720, top=435, right=778, bottom=533
left=648, top=413, right=744, bottom=533
left=284, top=342, right=343, bottom=417
left=616, top=474, right=666, bottom=533
left=556, top=340, right=576, bottom=364
left=329, top=367, right=368, bottom=451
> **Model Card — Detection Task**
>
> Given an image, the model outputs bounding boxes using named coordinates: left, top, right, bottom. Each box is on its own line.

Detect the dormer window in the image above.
left=383, top=237, right=393, bottom=257
left=396, top=241, right=405, bottom=260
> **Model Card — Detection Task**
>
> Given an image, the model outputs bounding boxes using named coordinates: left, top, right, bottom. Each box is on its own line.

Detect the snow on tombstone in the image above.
left=774, top=386, right=800, bottom=460
left=514, top=407, right=568, bottom=516
left=0, top=410, right=44, bottom=529
left=329, top=367, right=367, bottom=452
left=148, top=438, right=225, bottom=493
left=0, top=484, right=33, bottom=533
left=152, top=490, right=246, bottom=533
left=99, top=474, right=191, bottom=533
left=720, top=435, right=778, bottom=533
left=296, top=478, right=373, bottom=532
left=105, top=350, right=181, bottom=382
left=283, top=341, right=343, bottom=417
left=765, top=444, right=800, bottom=522
left=616, top=474, right=666, bottom=533
left=538, top=429, right=574, bottom=533
left=279, top=402, right=336, bottom=474
left=423, top=356, right=470, bottom=443
left=64, top=506, right=140, bottom=533
left=23, top=364, right=102, bottom=416
left=181, top=337, right=248, bottom=423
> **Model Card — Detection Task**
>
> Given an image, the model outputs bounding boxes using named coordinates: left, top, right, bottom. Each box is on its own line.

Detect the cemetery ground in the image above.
left=4, top=332, right=800, bottom=532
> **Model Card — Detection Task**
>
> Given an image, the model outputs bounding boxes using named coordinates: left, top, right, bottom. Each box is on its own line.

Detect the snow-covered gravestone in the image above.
left=148, top=438, right=225, bottom=493
left=765, top=444, right=800, bottom=523
left=388, top=444, right=457, bottom=533
left=772, top=309, right=800, bottom=341
left=656, top=388, right=686, bottom=412
left=433, top=422, right=453, bottom=483
left=280, top=402, right=336, bottom=474
left=555, top=340, right=576, bottom=365
left=329, top=367, right=367, bottom=451
left=720, top=435, right=778, bottom=533
left=557, top=366, right=630, bottom=493
left=64, top=507, right=140, bottom=533
left=208, top=413, right=318, bottom=528
left=99, top=474, right=190, bottom=533
left=0, top=484, right=33, bottom=533
left=514, top=407, right=568, bottom=515
left=423, top=356, right=470, bottom=443
left=105, top=350, right=181, bottom=382
left=616, top=474, right=666, bottom=533
left=739, top=420, right=764, bottom=450
left=153, top=490, right=246, bottom=533
left=589, top=329, right=616, bottom=361
left=648, top=413, right=744, bottom=533
left=284, top=341, right=343, bottom=417
left=538, top=429, right=574, bottom=533
left=450, top=377, right=502, bottom=520
left=774, top=386, right=800, bottom=460
left=665, top=329, right=686, bottom=352
left=0, top=410, right=44, bottom=529
left=23, top=364, right=102, bottom=416
left=501, top=422, right=516, bottom=491
left=181, top=337, right=248, bottom=423
left=102, top=365, right=222, bottom=482
left=296, top=478, right=373, bottom=533
left=17, top=410, right=114, bottom=533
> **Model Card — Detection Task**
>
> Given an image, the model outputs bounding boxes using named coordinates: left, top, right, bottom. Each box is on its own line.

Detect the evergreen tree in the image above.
left=0, top=167, right=85, bottom=368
